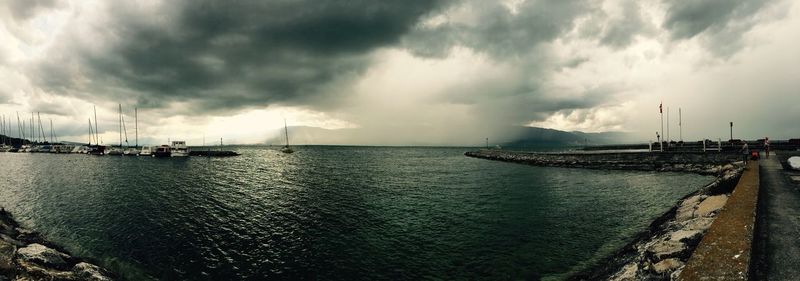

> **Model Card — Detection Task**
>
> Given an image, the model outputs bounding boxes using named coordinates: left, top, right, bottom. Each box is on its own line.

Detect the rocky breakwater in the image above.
left=569, top=163, right=745, bottom=281
left=0, top=208, right=114, bottom=281
left=464, top=150, right=742, bottom=175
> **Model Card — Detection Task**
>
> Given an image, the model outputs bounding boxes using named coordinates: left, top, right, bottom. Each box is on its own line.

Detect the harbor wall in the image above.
left=465, top=150, right=742, bottom=174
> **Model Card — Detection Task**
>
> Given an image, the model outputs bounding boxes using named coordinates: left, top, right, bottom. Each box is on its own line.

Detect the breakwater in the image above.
left=570, top=164, right=744, bottom=280
left=465, top=149, right=749, bottom=280
left=464, top=150, right=742, bottom=174
left=0, top=208, right=114, bottom=281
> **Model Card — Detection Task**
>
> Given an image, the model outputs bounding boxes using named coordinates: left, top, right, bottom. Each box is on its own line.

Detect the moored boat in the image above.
left=171, top=141, right=189, bottom=157
left=139, top=146, right=153, bottom=156
left=123, top=147, right=140, bottom=156
left=153, top=145, right=171, bottom=157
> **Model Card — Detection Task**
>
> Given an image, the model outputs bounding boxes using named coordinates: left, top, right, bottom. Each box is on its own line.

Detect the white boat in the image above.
left=106, top=147, right=124, bottom=155
left=123, top=107, right=140, bottom=156
left=0, top=144, right=10, bottom=152
left=139, top=146, right=153, bottom=156
left=123, top=147, right=140, bottom=156
left=171, top=141, right=189, bottom=157
left=280, top=119, right=293, bottom=154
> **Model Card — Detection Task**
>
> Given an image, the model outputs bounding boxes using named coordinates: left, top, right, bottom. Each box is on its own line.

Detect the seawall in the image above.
left=0, top=207, right=115, bottom=280
left=464, top=150, right=742, bottom=174
left=678, top=161, right=759, bottom=280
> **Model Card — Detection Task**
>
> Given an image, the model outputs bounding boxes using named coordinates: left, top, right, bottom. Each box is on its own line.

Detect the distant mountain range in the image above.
left=264, top=126, right=631, bottom=147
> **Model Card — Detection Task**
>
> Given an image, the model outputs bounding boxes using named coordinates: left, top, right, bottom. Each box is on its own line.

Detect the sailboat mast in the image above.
left=88, top=119, right=94, bottom=145
left=30, top=113, right=34, bottom=143
left=118, top=104, right=122, bottom=147
left=93, top=106, right=99, bottom=146
left=284, top=119, right=289, bottom=147
left=37, top=112, right=45, bottom=143
left=17, top=112, right=23, bottom=143
left=50, top=119, right=56, bottom=143
left=135, top=107, right=138, bottom=147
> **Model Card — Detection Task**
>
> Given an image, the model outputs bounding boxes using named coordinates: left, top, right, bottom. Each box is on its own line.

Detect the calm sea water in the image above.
left=0, top=146, right=712, bottom=280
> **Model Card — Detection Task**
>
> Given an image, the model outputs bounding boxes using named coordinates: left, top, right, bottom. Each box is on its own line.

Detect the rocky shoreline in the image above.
left=0, top=208, right=115, bottom=281
left=567, top=163, right=744, bottom=280
left=464, top=150, right=742, bottom=175
left=463, top=149, right=748, bottom=280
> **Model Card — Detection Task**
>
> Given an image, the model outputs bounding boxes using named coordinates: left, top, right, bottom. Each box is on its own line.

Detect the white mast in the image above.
left=134, top=107, right=138, bottom=147
left=93, top=106, right=99, bottom=146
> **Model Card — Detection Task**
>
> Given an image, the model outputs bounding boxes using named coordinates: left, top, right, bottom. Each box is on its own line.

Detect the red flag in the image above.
left=659, top=102, right=662, bottom=113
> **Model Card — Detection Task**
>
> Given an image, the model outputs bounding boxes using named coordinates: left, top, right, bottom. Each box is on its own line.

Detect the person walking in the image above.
left=764, top=137, right=770, bottom=159
left=742, top=142, right=749, bottom=166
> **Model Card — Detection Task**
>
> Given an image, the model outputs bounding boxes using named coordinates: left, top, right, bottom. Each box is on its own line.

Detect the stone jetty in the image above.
left=464, top=150, right=741, bottom=175
left=0, top=208, right=114, bottom=281
left=464, top=149, right=755, bottom=280
left=568, top=163, right=745, bottom=280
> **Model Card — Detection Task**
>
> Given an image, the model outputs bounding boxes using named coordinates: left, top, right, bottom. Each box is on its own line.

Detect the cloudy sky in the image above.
left=1, top=0, right=798, bottom=146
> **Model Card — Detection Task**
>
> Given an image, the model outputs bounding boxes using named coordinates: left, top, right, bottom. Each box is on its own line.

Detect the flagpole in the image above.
left=667, top=107, right=670, bottom=144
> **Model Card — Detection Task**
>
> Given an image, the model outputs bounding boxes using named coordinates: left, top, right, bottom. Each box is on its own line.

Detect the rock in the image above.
left=680, top=217, right=715, bottom=231
left=789, top=156, right=800, bottom=170
left=0, top=239, right=16, bottom=270
left=722, top=164, right=735, bottom=172
left=652, top=258, right=683, bottom=274
left=15, top=243, right=71, bottom=270
left=73, top=262, right=113, bottom=281
left=610, top=263, right=638, bottom=281
left=14, top=228, right=42, bottom=245
left=670, top=230, right=703, bottom=243
left=676, top=195, right=702, bottom=222
left=0, top=234, right=23, bottom=247
left=646, top=240, right=686, bottom=261
left=695, top=195, right=728, bottom=217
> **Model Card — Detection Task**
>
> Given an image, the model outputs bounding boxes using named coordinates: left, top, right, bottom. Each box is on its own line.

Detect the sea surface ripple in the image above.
left=0, top=146, right=713, bottom=280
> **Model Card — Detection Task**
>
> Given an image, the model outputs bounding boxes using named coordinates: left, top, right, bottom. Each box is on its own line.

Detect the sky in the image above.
left=0, top=0, right=798, bottom=146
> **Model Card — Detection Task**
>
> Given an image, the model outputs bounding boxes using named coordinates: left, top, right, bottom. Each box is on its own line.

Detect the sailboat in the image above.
left=280, top=119, right=293, bottom=153
left=124, top=107, right=140, bottom=155
left=106, top=104, right=124, bottom=155
left=87, top=106, right=106, bottom=155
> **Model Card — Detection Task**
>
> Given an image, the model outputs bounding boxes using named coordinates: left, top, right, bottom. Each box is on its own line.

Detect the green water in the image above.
left=0, top=146, right=712, bottom=280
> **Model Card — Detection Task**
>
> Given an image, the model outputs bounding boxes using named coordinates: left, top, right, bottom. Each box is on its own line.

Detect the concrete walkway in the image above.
left=680, top=161, right=759, bottom=280
left=752, top=153, right=800, bottom=280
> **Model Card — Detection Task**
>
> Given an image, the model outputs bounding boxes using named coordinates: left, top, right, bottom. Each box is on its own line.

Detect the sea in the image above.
left=0, top=146, right=713, bottom=280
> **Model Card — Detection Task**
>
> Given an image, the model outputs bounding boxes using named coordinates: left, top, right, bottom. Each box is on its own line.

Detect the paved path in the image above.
left=680, top=161, right=759, bottom=280
left=753, top=153, right=800, bottom=280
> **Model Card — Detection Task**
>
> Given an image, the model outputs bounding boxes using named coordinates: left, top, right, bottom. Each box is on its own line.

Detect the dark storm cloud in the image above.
left=398, top=0, right=614, bottom=126
left=404, top=0, right=596, bottom=58
left=32, top=0, right=448, bottom=112
left=662, top=0, right=778, bottom=56
left=600, top=0, right=649, bottom=49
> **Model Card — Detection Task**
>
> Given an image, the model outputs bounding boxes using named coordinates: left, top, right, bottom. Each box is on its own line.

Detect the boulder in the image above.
left=680, top=217, right=715, bottom=231
left=73, top=262, right=113, bottom=281
left=676, top=195, right=702, bottom=222
left=670, top=230, right=702, bottom=243
left=646, top=240, right=686, bottom=261
left=652, top=258, right=683, bottom=274
left=789, top=156, right=800, bottom=170
left=15, top=243, right=71, bottom=270
left=610, top=263, right=638, bottom=281
left=0, top=239, right=15, bottom=270
left=695, top=195, right=728, bottom=217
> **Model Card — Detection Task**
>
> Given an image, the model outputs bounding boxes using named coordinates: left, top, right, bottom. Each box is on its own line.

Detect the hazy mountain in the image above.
left=264, top=126, right=631, bottom=147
